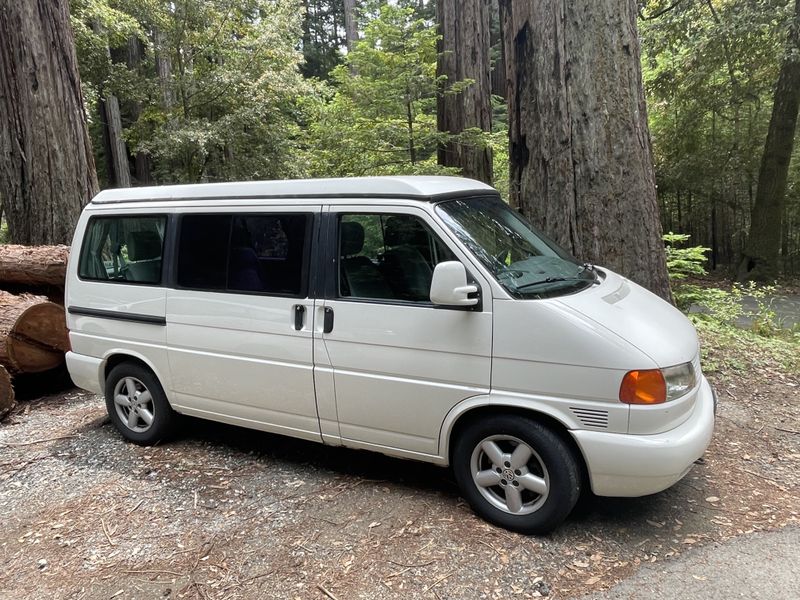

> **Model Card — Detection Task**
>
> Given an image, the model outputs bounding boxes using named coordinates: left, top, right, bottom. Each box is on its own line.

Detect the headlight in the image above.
left=662, top=362, right=697, bottom=401
left=620, top=362, right=696, bottom=405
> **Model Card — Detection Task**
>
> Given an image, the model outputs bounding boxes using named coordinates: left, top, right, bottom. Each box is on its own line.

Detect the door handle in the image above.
left=293, top=304, right=306, bottom=331
left=323, top=306, right=334, bottom=334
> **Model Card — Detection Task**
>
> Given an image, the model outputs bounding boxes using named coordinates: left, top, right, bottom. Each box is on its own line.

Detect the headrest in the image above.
left=127, top=230, right=162, bottom=261
left=385, top=216, right=427, bottom=247
left=341, top=221, right=365, bottom=256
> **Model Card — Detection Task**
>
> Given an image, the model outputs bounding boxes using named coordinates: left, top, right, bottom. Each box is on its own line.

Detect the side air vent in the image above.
left=570, top=407, right=609, bottom=429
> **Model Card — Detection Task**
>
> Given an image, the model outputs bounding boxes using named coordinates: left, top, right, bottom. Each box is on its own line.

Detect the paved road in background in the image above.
left=737, top=294, right=800, bottom=329
left=580, top=527, right=800, bottom=600
left=691, top=294, right=800, bottom=329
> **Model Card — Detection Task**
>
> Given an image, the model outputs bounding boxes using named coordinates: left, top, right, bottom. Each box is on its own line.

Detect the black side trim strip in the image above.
left=68, top=306, right=167, bottom=326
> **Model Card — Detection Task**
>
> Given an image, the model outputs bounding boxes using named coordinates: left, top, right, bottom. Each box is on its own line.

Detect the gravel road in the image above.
left=0, top=348, right=798, bottom=599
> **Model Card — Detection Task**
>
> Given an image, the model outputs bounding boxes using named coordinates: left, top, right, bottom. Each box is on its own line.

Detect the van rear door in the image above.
left=165, top=206, right=322, bottom=441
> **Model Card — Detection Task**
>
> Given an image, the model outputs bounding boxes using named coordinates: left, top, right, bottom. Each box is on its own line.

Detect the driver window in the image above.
left=339, top=213, right=456, bottom=302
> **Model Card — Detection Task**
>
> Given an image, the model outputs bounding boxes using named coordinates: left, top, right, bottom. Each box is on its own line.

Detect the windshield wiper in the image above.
left=514, top=275, right=599, bottom=292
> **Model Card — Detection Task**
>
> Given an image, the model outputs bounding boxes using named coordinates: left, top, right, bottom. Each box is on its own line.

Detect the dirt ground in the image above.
left=1, top=340, right=798, bottom=600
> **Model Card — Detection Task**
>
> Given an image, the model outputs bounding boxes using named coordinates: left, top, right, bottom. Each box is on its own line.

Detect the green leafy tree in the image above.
left=302, top=4, right=453, bottom=177
left=72, top=0, right=312, bottom=185
left=641, top=0, right=800, bottom=274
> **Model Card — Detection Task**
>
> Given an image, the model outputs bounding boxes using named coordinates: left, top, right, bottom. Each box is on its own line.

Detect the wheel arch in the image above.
left=440, top=397, right=589, bottom=483
left=102, top=350, right=170, bottom=396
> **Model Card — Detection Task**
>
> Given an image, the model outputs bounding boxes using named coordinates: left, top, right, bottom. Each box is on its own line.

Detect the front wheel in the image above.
left=452, top=415, right=581, bottom=534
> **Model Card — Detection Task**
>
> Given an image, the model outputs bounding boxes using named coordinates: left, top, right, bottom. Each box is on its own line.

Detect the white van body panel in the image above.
left=556, top=270, right=699, bottom=368
left=65, top=176, right=715, bottom=503
left=319, top=204, right=494, bottom=456
left=65, top=209, right=171, bottom=393
left=165, top=289, right=321, bottom=442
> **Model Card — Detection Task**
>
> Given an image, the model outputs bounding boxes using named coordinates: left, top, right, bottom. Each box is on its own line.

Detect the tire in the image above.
left=452, top=414, right=581, bottom=534
left=104, top=362, right=177, bottom=445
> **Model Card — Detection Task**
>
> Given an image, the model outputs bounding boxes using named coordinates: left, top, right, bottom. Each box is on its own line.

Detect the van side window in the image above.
left=78, top=216, right=166, bottom=284
left=177, top=213, right=310, bottom=296
left=177, top=215, right=231, bottom=290
left=339, top=214, right=456, bottom=302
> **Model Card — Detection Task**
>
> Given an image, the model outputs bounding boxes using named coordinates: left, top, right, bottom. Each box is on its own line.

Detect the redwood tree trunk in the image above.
left=154, top=28, right=174, bottom=110
left=0, top=0, right=98, bottom=244
left=343, top=0, right=358, bottom=52
left=127, top=36, right=152, bottom=185
left=437, top=0, right=493, bottom=184
left=499, top=0, right=671, bottom=300
left=99, top=94, right=132, bottom=188
left=738, top=0, right=800, bottom=281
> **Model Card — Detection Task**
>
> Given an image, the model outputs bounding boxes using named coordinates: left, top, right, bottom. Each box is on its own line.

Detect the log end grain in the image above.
left=8, top=302, right=69, bottom=373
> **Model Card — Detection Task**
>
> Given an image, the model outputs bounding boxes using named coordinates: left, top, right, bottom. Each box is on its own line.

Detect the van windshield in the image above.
left=436, top=196, right=598, bottom=298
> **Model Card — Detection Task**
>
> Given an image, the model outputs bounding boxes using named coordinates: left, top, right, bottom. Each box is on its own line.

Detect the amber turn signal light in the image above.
left=619, top=369, right=667, bottom=404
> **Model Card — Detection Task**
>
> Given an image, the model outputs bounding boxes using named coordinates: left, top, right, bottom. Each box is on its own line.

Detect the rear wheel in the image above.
left=452, top=415, right=581, bottom=534
left=105, top=362, right=177, bottom=445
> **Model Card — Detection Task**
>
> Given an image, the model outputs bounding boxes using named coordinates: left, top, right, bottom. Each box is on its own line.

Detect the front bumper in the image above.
left=571, top=376, right=716, bottom=497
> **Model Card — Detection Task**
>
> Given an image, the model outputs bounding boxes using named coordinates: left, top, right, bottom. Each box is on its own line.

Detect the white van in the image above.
left=65, top=176, right=715, bottom=533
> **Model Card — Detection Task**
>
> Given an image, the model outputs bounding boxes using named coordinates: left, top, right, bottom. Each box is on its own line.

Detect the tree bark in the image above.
left=738, top=0, right=800, bottom=281
left=0, top=244, right=69, bottom=287
left=0, top=291, right=68, bottom=374
left=99, top=94, right=132, bottom=188
left=127, top=37, right=152, bottom=185
left=154, top=29, right=174, bottom=110
left=437, top=0, right=494, bottom=184
left=0, top=0, right=98, bottom=245
left=92, top=21, right=131, bottom=189
left=499, top=0, right=671, bottom=300
left=0, top=365, right=14, bottom=421
left=343, top=0, right=358, bottom=52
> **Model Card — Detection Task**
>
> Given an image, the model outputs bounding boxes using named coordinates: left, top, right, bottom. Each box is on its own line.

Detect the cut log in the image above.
left=0, top=291, right=69, bottom=374
left=0, top=365, right=14, bottom=421
left=0, top=244, right=70, bottom=287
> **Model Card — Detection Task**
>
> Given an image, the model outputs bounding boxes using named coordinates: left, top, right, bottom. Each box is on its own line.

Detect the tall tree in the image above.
left=738, top=0, right=800, bottom=281
left=436, top=0, right=493, bottom=184
left=343, top=0, right=359, bottom=51
left=92, top=22, right=131, bottom=188
left=499, top=0, right=671, bottom=300
left=0, top=0, right=98, bottom=244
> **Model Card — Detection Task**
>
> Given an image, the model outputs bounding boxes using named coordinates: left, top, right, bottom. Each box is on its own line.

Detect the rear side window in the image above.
left=177, top=215, right=231, bottom=290
left=78, top=216, right=166, bottom=284
left=177, top=213, right=311, bottom=297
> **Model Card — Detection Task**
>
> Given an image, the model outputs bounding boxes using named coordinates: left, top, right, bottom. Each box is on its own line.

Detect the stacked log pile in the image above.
left=0, top=245, right=70, bottom=421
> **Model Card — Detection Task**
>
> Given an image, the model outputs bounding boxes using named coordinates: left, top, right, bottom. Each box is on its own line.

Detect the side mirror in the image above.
left=430, top=261, right=479, bottom=307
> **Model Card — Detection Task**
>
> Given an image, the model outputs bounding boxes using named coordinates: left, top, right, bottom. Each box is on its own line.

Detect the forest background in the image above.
left=1, top=0, right=799, bottom=287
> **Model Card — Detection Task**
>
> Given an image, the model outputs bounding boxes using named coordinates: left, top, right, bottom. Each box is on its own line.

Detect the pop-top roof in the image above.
left=90, top=176, right=497, bottom=204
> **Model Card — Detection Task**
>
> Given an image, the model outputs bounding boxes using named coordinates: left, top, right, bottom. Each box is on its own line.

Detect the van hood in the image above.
left=555, top=269, right=699, bottom=368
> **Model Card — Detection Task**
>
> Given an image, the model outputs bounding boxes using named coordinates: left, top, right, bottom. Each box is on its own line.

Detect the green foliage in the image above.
left=301, top=5, right=453, bottom=178
left=664, top=233, right=792, bottom=341
left=642, top=0, right=800, bottom=272
left=664, top=232, right=710, bottom=281
left=73, top=0, right=311, bottom=185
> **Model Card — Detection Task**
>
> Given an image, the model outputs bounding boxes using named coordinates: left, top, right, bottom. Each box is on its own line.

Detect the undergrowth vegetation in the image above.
left=664, top=233, right=799, bottom=375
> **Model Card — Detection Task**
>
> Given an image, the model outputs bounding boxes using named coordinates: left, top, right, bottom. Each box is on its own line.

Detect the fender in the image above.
left=100, top=347, right=172, bottom=398
left=437, top=392, right=586, bottom=465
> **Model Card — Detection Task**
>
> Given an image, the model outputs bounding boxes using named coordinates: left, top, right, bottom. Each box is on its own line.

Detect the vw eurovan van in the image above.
left=65, top=176, right=715, bottom=533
